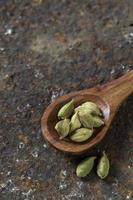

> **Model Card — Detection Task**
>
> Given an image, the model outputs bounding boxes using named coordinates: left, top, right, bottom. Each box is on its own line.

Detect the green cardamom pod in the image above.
left=75, top=101, right=102, bottom=116
left=70, top=128, right=93, bottom=142
left=93, top=116, right=104, bottom=128
left=75, top=105, right=90, bottom=114
left=78, top=111, right=94, bottom=129
left=76, top=156, right=96, bottom=177
left=58, top=99, right=74, bottom=119
left=97, top=151, right=110, bottom=179
left=70, top=112, right=81, bottom=133
left=55, top=119, right=70, bottom=139
left=82, top=102, right=102, bottom=116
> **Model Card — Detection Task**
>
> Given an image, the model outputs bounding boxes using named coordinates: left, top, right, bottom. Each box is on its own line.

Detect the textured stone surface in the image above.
left=0, top=0, right=133, bottom=199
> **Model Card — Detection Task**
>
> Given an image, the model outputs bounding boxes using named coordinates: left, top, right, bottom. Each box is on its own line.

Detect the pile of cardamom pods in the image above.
left=55, top=99, right=104, bottom=142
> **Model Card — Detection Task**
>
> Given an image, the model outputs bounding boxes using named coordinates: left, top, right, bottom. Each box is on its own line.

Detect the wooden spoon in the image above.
left=41, top=70, right=133, bottom=154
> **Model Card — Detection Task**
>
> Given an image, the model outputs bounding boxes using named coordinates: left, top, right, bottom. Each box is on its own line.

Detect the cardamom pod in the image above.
left=58, top=99, right=74, bottom=119
left=70, top=112, right=81, bottom=133
left=82, top=102, right=102, bottom=116
left=93, top=116, right=104, bottom=128
left=70, top=128, right=93, bottom=142
left=75, top=101, right=102, bottom=116
left=78, top=111, right=94, bottom=129
left=55, top=119, right=70, bottom=139
left=75, top=105, right=90, bottom=114
left=97, top=151, right=109, bottom=179
left=76, top=156, right=96, bottom=177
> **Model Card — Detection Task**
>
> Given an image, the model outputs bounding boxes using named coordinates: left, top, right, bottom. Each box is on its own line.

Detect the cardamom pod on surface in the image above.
left=76, top=156, right=96, bottom=177
left=97, top=151, right=110, bottom=179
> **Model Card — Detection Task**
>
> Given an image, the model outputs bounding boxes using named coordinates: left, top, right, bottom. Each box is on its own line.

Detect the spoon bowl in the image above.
left=41, top=71, right=133, bottom=154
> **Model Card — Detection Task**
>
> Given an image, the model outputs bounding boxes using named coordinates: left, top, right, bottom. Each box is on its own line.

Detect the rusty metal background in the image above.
left=0, top=1, right=133, bottom=199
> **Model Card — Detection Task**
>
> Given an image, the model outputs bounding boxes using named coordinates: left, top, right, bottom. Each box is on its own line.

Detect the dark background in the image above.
left=0, top=0, right=133, bottom=199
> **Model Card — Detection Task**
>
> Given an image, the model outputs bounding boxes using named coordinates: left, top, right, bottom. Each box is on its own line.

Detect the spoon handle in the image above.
left=100, top=70, right=133, bottom=108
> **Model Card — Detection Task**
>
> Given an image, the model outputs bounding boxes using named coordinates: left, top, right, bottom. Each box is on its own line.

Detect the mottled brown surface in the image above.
left=0, top=0, right=133, bottom=200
